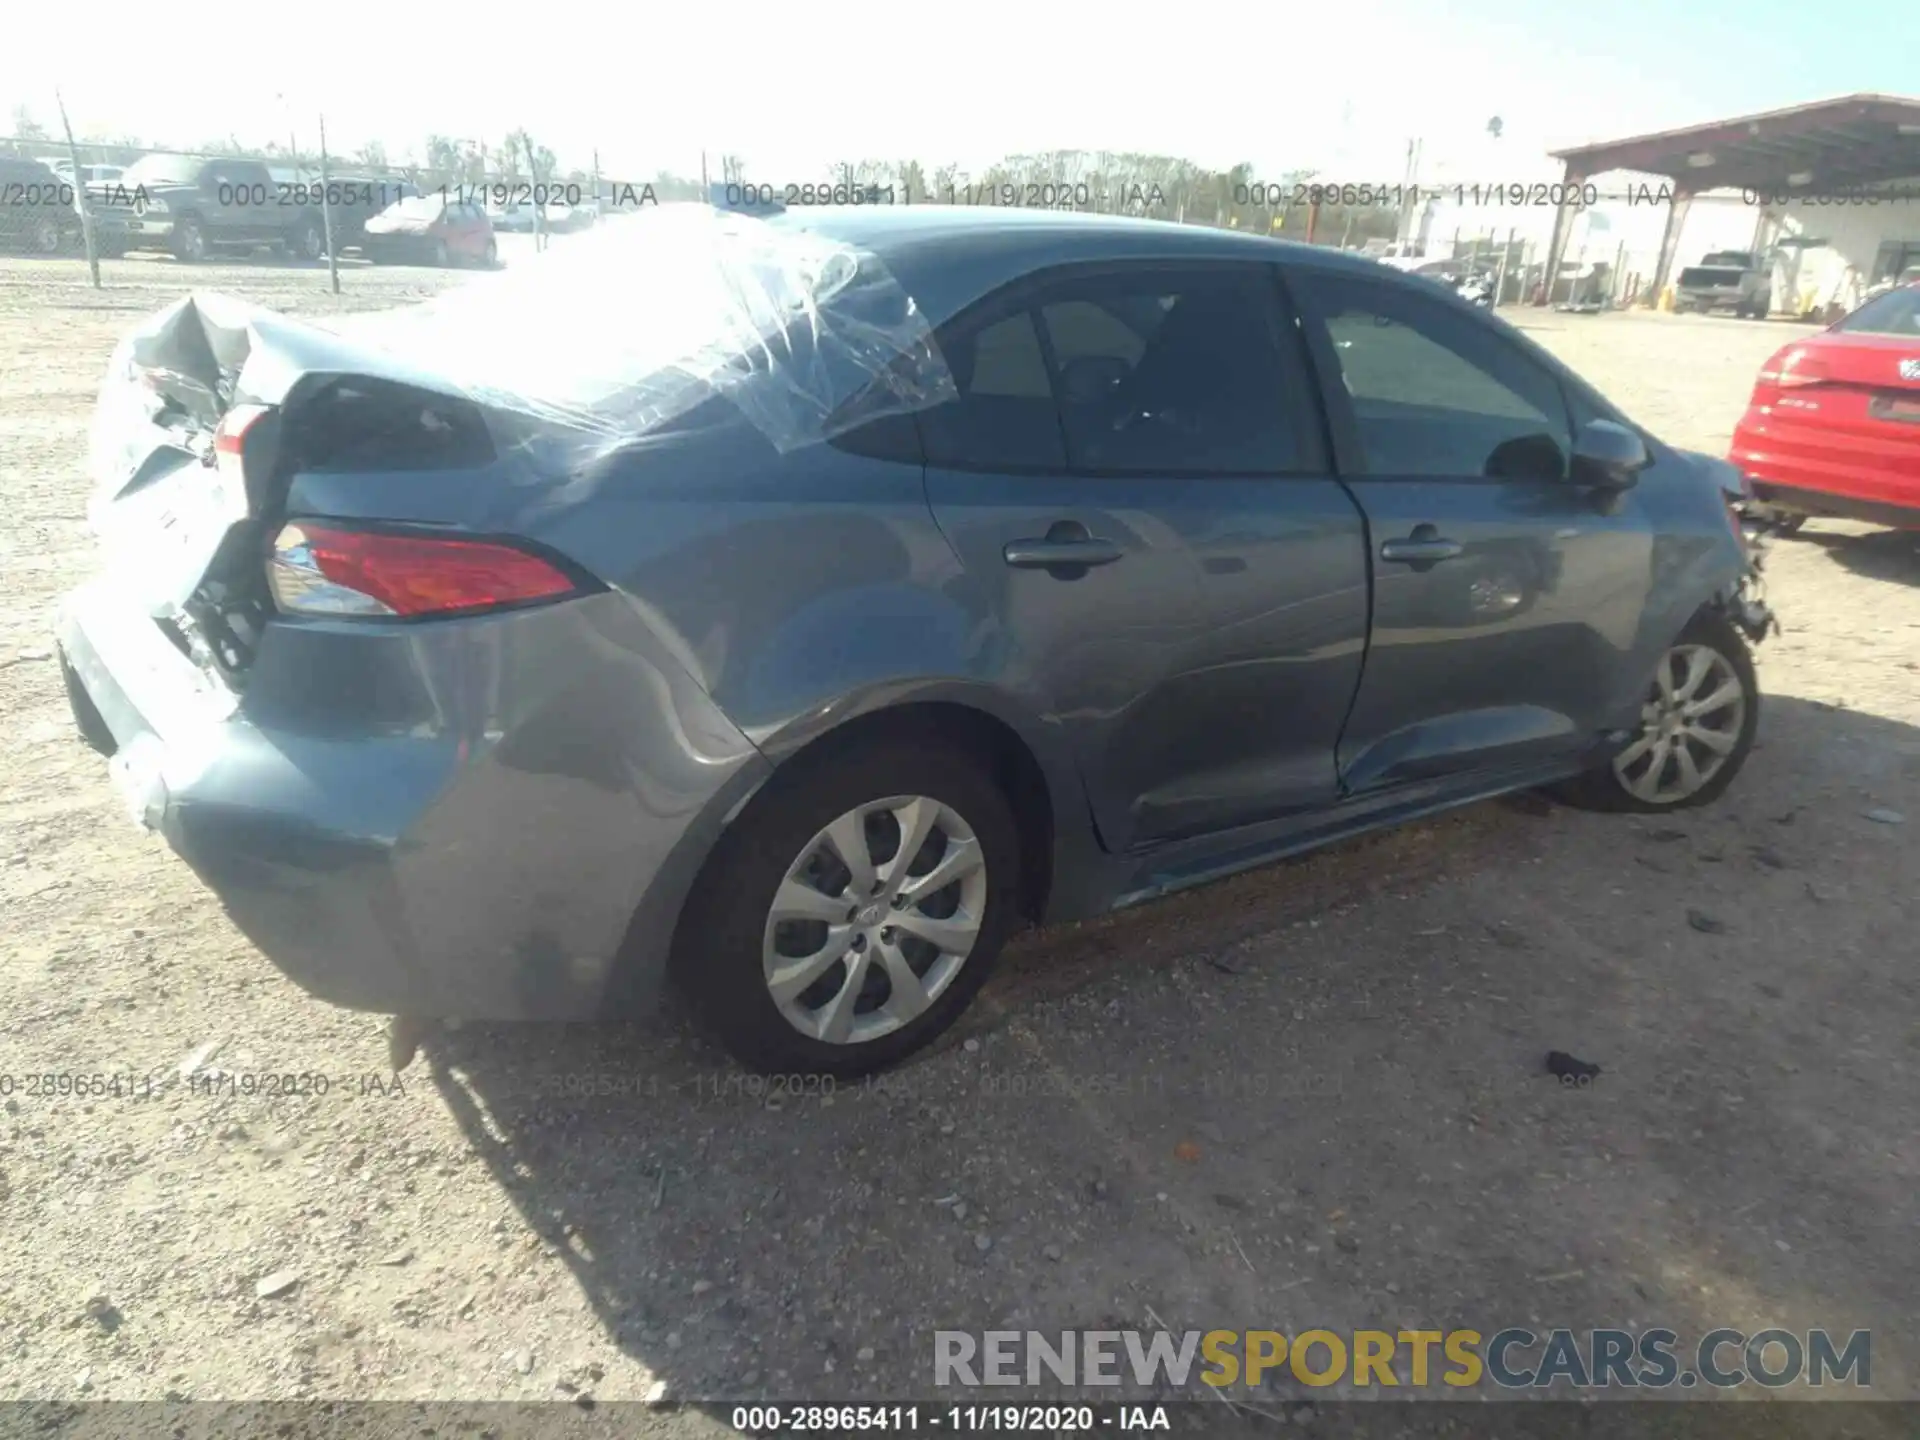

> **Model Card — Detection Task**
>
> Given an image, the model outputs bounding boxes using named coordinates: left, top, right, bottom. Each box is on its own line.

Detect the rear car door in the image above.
left=457, top=202, right=492, bottom=259
left=1288, top=268, right=1654, bottom=794
left=920, top=260, right=1370, bottom=852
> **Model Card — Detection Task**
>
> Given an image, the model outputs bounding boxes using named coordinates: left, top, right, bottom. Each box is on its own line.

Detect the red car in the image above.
left=360, top=195, right=497, bottom=269
left=1731, top=281, right=1920, bottom=531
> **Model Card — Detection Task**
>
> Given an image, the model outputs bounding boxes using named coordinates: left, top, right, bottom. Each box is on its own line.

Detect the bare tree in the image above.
left=11, top=105, right=49, bottom=149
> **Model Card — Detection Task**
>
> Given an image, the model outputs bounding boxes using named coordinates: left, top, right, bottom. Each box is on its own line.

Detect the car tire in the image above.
left=1553, top=612, right=1759, bottom=814
left=31, top=216, right=62, bottom=254
left=670, top=739, right=1021, bottom=1076
left=484, top=239, right=498, bottom=268
left=433, top=240, right=450, bottom=267
left=294, top=220, right=325, bottom=262
left=173, top=216, right=207, bottom=262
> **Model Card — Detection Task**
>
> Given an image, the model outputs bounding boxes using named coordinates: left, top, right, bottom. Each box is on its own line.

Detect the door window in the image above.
left=919, top=264, right=1315, bottom=476
left=1035, top=271, right=1306, bottom=474
left=1300, top=274, right=1573, bottom=480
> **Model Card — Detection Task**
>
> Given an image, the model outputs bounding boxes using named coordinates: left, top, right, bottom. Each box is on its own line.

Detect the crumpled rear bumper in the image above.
left=56, top=577, right=770, bottom=1021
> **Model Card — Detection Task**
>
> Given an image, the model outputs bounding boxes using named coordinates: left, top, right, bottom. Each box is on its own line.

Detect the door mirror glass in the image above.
left=1570, top=419, right=1650, bottom=490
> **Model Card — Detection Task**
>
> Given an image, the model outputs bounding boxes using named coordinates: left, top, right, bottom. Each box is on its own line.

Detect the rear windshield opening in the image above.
left=281, top=378, right=497, bottom=473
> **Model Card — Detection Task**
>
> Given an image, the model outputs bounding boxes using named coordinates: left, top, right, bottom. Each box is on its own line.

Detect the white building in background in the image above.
left=1755, top=196, right=1920, bottom=313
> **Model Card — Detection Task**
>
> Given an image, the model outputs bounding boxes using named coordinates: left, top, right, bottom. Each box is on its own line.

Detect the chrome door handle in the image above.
left=1003, top=538, right=1125, bottom=569
left=1379, top=524, right=1464, bottom=564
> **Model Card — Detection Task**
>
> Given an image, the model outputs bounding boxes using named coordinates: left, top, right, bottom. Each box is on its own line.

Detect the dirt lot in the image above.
left=1, top=252, right=1916, bottom=1421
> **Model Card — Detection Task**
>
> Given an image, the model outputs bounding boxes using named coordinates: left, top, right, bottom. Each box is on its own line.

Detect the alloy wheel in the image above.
left=1612, top=643, right=1748, bottom=804
left=762, top=795, right=987, bottom=1045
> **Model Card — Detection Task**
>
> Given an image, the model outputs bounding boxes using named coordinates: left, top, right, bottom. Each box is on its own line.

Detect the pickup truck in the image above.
left=85, top=155, right=414, bottom=262
left=1674, top=250, right=1772, bottom=318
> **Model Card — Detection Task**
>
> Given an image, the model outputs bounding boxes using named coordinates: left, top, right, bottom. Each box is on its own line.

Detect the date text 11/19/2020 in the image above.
left=710, top=181, right=1172, bottom=210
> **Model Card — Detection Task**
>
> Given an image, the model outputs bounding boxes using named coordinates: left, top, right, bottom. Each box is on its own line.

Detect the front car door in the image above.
left=919, top=259, right=1370, bottom=853
left=1287, top=268, right=1654, bottom=794
left=201, top=163, right=269, bottom=244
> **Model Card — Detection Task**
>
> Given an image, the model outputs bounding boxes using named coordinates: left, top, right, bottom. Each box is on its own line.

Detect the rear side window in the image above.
left=1295, top=272, right=1572, bottom=480
left=920, top=263, right=1313, bottom=476
left=918, top=310, right=1067, bottom=469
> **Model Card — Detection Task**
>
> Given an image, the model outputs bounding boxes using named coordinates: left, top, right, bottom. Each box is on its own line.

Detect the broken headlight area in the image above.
left=1718, top=568, right=1778, bottom=646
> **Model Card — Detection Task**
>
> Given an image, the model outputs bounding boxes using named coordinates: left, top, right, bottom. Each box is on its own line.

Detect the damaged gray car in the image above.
left=56, top=203, right=1774, bottom=1074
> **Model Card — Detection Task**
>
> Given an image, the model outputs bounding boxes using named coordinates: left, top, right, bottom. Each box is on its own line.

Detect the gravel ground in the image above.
left=0, top=251, right=1915, bottom=1420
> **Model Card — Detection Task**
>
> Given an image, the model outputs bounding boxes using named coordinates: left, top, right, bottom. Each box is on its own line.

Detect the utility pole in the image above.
left=317, top=114, right=339, bottom=294
left=521, top=131, right=545, bottom=251
left=55, top=90, right=100, bottom=288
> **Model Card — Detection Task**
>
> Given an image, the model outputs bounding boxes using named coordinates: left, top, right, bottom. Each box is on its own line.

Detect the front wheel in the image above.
left=1555, top=613, right=1759, bottom=813
left=172, top=216, right=208, bottom=262
left=669, top=741, right=1020, bottom=1075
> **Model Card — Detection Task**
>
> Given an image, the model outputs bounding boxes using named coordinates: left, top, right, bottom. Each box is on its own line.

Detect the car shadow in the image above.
left=416, top=693, right=1918, bottom=1412
left=1795, top=524, right=1920, bottom=585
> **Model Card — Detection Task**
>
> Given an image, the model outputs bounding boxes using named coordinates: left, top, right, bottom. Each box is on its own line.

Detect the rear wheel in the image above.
left=670, top=740, right=1019, bottom=1075
left=483, top=238, right=498, bottom=268
left=432, top=239, right=450, bottom=267
left=294, top=219, right=325, bottom=261
left=1555, top=613, right=1759, bottom=813
left=30, top=216, right=61, bottom=253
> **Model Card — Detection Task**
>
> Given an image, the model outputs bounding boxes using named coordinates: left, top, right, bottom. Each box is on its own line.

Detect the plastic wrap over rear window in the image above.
left=338, top=204, right=957, bottom=458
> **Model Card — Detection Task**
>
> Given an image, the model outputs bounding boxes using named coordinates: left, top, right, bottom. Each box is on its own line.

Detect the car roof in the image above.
left=768, top=205, right=1393, bottom=324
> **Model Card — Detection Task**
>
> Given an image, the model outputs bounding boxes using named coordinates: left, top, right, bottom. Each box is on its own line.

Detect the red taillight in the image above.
left=214, top=403, right=270, bottom=487
left=268, top=522, right=581, bottom=618
left=1756, top=348, right=1830, bottom=389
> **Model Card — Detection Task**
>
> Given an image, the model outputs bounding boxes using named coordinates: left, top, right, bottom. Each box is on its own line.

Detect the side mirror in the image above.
left=1570, top=419, right=1650, bottom=491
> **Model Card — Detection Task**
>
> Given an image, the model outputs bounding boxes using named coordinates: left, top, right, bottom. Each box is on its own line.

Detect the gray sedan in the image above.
left=56, top=204, right=1773, bottom=1074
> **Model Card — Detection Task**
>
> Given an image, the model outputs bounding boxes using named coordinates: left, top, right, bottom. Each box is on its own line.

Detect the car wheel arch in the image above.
left=746, top=695, right=1063, bottom=926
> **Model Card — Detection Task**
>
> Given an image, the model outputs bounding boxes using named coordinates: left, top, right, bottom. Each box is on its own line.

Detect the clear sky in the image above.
left=6, top=0, right=1915, bottom=185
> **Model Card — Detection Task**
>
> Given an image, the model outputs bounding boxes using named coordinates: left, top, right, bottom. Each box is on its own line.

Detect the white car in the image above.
left=46, top=160, right=126, bottom=188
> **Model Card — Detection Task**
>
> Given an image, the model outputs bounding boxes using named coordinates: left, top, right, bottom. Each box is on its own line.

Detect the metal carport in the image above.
left=1539, top=93, right=1920, bottom=308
